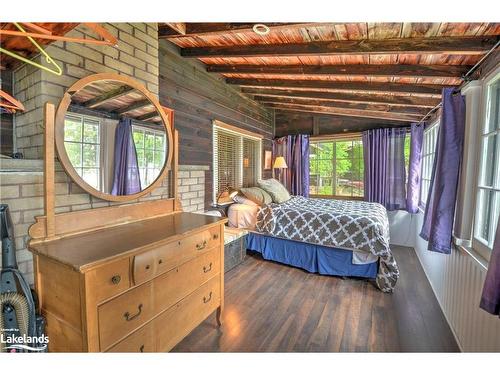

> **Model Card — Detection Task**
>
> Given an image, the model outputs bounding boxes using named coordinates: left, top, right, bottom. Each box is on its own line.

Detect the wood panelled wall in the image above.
left=275, top=112, right=407, bottom=137
left=158, top=40, right=274, bottom=209
left=0, top=70, right=14, bottom=156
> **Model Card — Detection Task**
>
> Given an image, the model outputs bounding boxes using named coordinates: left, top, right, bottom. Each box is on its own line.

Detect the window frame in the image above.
left=63, top=113, right=103, bottom=191
left=309, top=134, right=364, bottom=200
left=212, top=120, right=262, bottom=204
left=472, top=68, right=500, bottom=260
left=419, top=119, right=440, bottom=210
left=132, top=124, right=166, bottom=189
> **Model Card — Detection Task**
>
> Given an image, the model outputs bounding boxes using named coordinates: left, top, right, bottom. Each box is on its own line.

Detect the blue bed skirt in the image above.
left=246, top=232, right=378, bottom=278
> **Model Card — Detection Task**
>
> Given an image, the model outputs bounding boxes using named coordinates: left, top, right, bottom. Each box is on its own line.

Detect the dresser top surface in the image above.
left=28, top=212, right=226, bottom=272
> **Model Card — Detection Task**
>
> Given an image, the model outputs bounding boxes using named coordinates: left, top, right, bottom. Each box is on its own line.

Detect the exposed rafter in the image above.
left=159, top=23, right=328, bottom=38
left=241, top=87, right=440, bottom=108
left=227, top=78, right=447, bottom=96
left=208, top=63, right=471, bottom=79
left=136, top=111, right=160, bottom=121
left=181, top=36, right=499, bottom=58
left=82, top=86, right=135, bottom=109
left=255, top=96, right=429, bottom=116
left=267, top=103, right=421, bottom=122
left=116, top=99, right=153, bottom=115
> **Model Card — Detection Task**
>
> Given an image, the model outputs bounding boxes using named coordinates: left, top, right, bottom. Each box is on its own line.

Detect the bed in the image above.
left=228, top=196, right=399, bottom=292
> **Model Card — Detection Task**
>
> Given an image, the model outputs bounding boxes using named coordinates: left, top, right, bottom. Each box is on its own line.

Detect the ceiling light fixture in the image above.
left=252, top=24, right=270, bottom=36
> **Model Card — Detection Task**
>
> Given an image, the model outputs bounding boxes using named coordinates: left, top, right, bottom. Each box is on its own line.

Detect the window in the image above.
left=474, top=73, right=500, bottom=254
left=213, top=121, right=262, bottom=203
left=309, top=137, right=364, bottom=198
left=420, top=121, right=439, bottom=208
left=64, top=114, right=101, bottom=190
left=132, top=125, right=166, bottom=188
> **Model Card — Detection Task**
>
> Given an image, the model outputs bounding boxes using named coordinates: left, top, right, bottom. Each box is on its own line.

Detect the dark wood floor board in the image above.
left=172, top=246, right=459, bottom=352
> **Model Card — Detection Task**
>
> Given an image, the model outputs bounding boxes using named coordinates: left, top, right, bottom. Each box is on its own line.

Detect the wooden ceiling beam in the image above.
left=241, top=87, right=439, bottom=108
left=116, top=99, right=153, bottom=115
left=181, top=36, right=498, bottom=58
left=158, top=23, right=187, bottom=37
left=267, top=103, right=421, bottom=122
left=159, top=23, right=325, bottom=39
left=227, top=78, right=447, bottom=95
left=255, top=96, right=429, bottom=116
left=82, top=86, right=135, bottom=109
left=208, top=63, right=471, bottom=79
left=136, top=111, right=159, bottom=121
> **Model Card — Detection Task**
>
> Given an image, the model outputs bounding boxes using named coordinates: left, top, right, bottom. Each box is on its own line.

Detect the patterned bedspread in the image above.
left=255, top=196, right=399, bottom=292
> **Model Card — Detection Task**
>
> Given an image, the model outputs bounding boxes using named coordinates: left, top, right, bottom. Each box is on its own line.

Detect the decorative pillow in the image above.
left=257, top=178, right=291, bottom=204
left=240, top=187, right=273, bottom=206
left=232, top=194, right=259, bottom=206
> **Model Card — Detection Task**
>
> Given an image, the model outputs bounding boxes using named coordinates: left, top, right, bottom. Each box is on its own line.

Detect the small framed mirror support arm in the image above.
left=29, top=74, right=180, bottom=244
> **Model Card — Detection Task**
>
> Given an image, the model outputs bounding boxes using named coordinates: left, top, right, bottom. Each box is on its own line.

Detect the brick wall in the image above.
left=0, top=160, right=205, bottom=284
left=178, top=165, right=209, bottom=213
left=13, top=23, right=159, bottom=159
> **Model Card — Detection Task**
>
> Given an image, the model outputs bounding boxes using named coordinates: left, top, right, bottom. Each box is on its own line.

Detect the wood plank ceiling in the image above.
left=160, top=22, right=500, bottom=125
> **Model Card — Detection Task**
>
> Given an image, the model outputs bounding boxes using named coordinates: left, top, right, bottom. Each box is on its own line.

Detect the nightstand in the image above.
left=210, top=202, right=232, bottom=217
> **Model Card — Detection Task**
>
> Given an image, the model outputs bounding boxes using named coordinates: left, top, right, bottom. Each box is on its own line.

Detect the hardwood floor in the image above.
left=172, top=245, right=459, bottom=352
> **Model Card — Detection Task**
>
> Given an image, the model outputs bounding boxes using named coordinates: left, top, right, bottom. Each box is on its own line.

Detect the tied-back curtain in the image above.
left=363, top=128, right=407, bottom=210
left=111, top=118, right=142, bottom=195
left=386, top=128, right=407, bottom=211
left=272, top=135, right=309, bottom=196
left=480, top=219, right=500, bottom=316
left=420, top=88, right=466, bottom=254
left=406, top=123, right=425, bottom=213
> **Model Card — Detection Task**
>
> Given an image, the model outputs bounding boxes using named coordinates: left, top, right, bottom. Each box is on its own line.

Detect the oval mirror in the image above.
left=55, top=73, right=173, bottom=202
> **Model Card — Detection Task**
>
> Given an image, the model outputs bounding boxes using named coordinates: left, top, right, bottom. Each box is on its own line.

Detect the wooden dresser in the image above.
left=28, top=212, right=227, bottom=352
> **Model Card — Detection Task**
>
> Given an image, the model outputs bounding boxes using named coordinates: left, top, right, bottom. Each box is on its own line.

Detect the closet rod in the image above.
left=417, top=39, right=500, bottom=124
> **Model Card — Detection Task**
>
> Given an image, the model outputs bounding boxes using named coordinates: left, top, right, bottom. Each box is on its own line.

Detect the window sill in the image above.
left=454, top=242, right=489, bottom=271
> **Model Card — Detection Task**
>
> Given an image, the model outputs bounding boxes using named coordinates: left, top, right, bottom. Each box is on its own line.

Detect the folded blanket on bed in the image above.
left=255, top=196, right=399, bottom=292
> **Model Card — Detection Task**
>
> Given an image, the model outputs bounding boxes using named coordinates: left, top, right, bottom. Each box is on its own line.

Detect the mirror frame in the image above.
left=54, top=73, right=173, bottom=202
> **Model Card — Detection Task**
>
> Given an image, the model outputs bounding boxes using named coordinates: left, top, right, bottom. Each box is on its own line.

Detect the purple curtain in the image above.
left=363, top=128, right=389, bottom=206
left=480, top=219, right=500, bottom=316
left=406, top=123, right=425, bottom=213
left=420, top=88, right=466, bottom=254
left=111, top=118, right=142, bottom=195
left=386, top=128, right=407, bottom=211
left=363, top=128, right=407, bottom=210
left=272, top=135, right=309, bottom=196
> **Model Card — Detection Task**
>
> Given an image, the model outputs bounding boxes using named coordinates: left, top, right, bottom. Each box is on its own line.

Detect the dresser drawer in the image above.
left=154, top=247, right=220, bottom=313
left=106, top=321, right=155, bottom=353
left=98, top=282, right=153, bottom=350
left=87, top=258, right=130, bottom=303
left=132, top=225, right=221, bottom=285
left=155, top=276, right=220, bottom=352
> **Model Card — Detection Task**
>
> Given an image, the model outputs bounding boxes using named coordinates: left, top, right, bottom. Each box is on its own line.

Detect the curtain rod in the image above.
left=417, top=39, right=500, bottom=125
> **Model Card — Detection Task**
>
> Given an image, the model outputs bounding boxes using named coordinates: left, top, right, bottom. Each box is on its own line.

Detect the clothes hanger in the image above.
left=0, top=22, right=63, bottom=76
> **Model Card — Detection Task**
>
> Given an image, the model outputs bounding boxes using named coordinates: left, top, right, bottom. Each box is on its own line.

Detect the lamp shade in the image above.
left=273, top=156, right=288, bottom=169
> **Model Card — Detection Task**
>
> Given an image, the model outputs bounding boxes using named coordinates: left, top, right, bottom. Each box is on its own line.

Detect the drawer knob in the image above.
left=111, top=275, right=121, bottom=285
left=196, top=240, right=207, bottom=251
left=203, top=291, right=213, bottom=304
left=158, top=259, right=163, bottom=265
left=145, top=265, right=150, bottom=270
left=213, top=234, right=219, bottom=240
left=139, top=344, right=145, bottom=353
left=124, top=303, right=143, bottom=321
left=203, top=262, right=213, bottom=273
